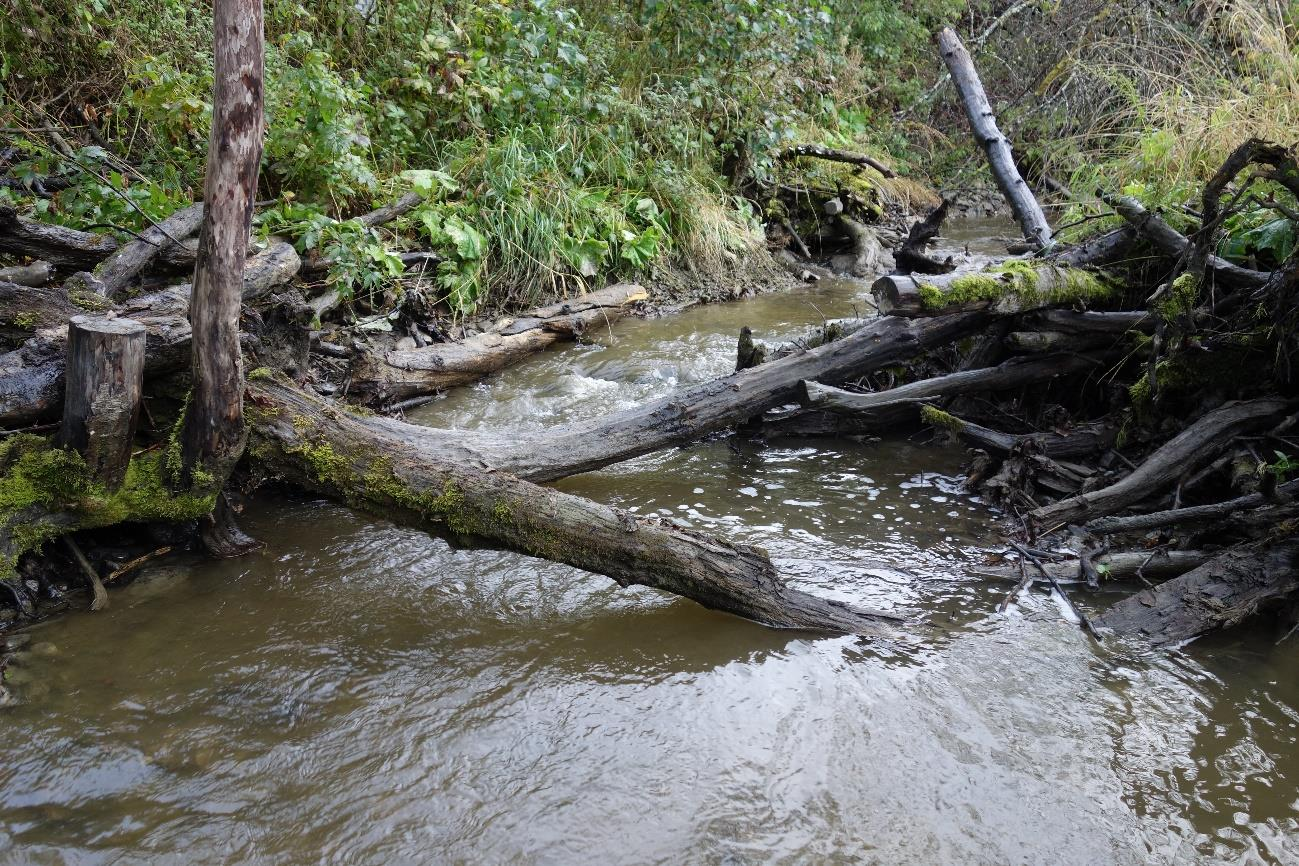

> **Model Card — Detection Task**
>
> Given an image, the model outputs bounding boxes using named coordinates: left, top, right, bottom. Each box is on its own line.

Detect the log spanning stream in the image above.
left=1, top=222, right=1297, bottom=864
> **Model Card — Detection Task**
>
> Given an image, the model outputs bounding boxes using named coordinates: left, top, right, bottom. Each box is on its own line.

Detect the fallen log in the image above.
left=923, top=408, right=1118, bottom=458
left=873, top=262, right=1117, bottom=317
left=1085, top=479, right=1299, bottom=535
left=1093, top=539, right=1299, bottom=644
left=1051, top=226, right=1136, bottom=268
left=1030, top=398, right=1291, bottom=529
left=800, top=352, right=1106, bottom=414
left=779, top=144, right=895, bottom=178
left=0, top=280, right=87, bottom=341
left=937, top=27, right=1052, bottom=249
left=1018, top=309, right=1152, bottom=336
left=0, top=260, right=54, bottom=287
left=0, top=205, right=118, bottom=271
left=0, top=241, right=300, bottom=428
left=1004, top=330, right=1116, bottom=354
left=0, top=205, right=195, bottom=274
left=1103, top=194, right=1270, bottom=289
left=349, top=283, right=648, bottom=404
left=447, top=312, right=989, bottom=482
left=248, top=378, right=897, bottom=634
left=980, top=549, right=1214, bottom=583
left=92, top=202, right=205, bottom=299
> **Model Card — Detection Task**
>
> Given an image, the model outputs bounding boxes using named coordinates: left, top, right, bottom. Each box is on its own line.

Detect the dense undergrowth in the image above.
left=2, top=0, right=1296, bottom=317
left=0, top=0, right=955, bottom=315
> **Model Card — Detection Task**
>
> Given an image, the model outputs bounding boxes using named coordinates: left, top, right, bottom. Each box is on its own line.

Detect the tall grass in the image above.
left=1035, top=0, right=1299, bottom=210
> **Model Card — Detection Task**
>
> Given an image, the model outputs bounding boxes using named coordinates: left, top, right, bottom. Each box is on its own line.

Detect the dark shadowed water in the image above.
left=2, top=222, right=1297, bottom=865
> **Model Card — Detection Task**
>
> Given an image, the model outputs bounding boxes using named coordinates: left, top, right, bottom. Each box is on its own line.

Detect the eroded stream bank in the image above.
left=2, top=222, right=1297, bottom=865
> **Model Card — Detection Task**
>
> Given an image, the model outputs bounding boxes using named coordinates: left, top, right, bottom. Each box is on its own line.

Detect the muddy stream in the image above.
left=1, top=222, right=1296, bottom=864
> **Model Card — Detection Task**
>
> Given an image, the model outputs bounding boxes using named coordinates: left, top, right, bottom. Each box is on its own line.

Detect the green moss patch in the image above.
left=0, top=435, right=217, bottom=578
left=921, top=261, right=1119, bottom=311
left=921, top=405, right=965, bottom=433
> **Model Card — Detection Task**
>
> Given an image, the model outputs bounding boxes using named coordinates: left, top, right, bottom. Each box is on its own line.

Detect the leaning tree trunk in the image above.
left=936, top=27, right=1052, bottom=249
left=249, top=379, right=897, bottom=635
left=177, top=0, right=265, bottom=554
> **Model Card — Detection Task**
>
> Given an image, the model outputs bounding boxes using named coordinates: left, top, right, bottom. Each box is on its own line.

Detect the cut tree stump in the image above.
left=57, top=316, right=146, bottom=490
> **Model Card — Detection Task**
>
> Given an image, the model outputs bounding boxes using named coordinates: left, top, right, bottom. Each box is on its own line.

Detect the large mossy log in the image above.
left=1094, top=540, right=1299, bottom=645
left=350, top=284, right=648, bottom=404
left=247, top=379, right=897, bottom=634
left=872, top=262, right=1118, bottom=317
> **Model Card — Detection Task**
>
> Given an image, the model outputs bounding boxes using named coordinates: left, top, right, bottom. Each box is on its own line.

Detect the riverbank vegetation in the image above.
left=0, top=0, right=957, bottom=314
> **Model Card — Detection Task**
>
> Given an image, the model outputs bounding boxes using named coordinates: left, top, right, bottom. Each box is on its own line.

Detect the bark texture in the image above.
left=936, top=27, right=1052, bottom=248
left=177, top=0, right=264, bottom=492
left=1094, top=540, right=1299, bottom=645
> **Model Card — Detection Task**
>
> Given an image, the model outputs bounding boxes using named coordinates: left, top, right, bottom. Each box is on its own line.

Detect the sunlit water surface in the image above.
left=2, top=221, right=1296, bottom=865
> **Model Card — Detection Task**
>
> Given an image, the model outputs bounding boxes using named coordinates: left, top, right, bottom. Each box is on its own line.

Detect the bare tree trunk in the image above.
left=936, top=27, right=1052, bottom=249
left=177, top=0, right=264, bottom=553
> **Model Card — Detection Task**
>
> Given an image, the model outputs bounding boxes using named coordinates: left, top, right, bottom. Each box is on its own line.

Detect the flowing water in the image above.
left=2, top=221, right=1297, bottom=865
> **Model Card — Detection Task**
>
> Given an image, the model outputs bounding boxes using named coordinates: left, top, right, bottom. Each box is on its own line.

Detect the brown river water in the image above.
left=1, top=222, right=1297, bottom=864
